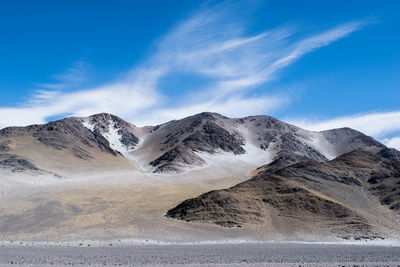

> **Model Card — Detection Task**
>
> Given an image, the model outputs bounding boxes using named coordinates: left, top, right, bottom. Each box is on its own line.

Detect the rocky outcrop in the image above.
left=183, top=120, right=245, bottom=155
left=0, top=140, right=11, bottom=152
left=150, top=145, right=205, bottom=173
left=0, top=154, right=40, bottom=172
left=148, top=113, right=245, bottom=172
left=275, top=132, right=326, bottom=161
left=167, top=147, right=400, bottom=239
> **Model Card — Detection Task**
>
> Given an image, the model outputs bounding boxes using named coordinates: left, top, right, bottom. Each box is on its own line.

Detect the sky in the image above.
left=0, top=0, right=399, bottom=149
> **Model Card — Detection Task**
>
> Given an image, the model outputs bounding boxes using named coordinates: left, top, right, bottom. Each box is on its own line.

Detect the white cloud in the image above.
left=289, top=111, right=400, bottom=137
left=382, top=137, right=400, bottom=150
left=0, top=1, right=369, bottom=129
left=0, top=81, right=161, bottom=128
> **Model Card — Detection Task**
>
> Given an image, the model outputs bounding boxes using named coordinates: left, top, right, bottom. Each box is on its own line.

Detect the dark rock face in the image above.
left=167, top=189, right=263, bottom=227
left=378, top=147, right=400, bottom=164
left=366, top=150, right=400, bottom=210
left=71, top=147, right=94, bottom=160
left=32, top=118, right=117, bottom=156
left=0, top=125, right=39, bottom=138
left=167, top=148, right=400, bottom=239
left=183, top=121, right=245, bottom=155
left=150, top=145, right=205, bottom=173
left=241, top=116, right=291, bottom=152
left=275, top=162, right=363, bottom=186
left=276, top=133, right=326, bottom=161
left=0, top=154, right=39, bottom=172
left=119, top=131, right=139, bottom=149
left=149, top=113, right=245, bottom=172
left=255, top=154, right=312, bottom=174
left=0, top=140, right=11, bottom=152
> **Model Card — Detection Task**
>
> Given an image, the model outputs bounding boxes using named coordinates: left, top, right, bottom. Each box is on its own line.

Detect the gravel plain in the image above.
left=1, top=242, right=400, bottom=266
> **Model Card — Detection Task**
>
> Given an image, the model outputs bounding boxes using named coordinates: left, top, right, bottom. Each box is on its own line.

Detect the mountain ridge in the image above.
left=0, top=112, right=387, bottom=175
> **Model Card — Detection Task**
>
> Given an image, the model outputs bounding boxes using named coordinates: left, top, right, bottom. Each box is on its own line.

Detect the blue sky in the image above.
left=0, top=0, right=399, bottom=149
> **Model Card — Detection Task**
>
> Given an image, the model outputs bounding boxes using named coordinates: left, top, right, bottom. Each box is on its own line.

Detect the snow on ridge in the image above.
left=196, top=135, right=272, bottom=170
left=81, top=119, right=132, bottom=153
left=102, top=120, right=129, bottom=153
left=82, top=121, right=95, bottom=132
left=304, top=132, right=337, bottom=160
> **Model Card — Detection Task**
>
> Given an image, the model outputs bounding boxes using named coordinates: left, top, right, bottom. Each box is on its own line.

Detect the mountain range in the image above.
left=0, top=112, right=399, bottom=242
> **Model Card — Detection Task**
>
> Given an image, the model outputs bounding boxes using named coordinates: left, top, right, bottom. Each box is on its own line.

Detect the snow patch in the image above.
left=102, top=120, right=129, bottom=153
left=81, top=119, right=133, bottom=153
left=305, top=133, right=337, bottom=160
left=196, top=141, right=271, bottom=170
left=194, top=124, right=275, bottom=172
left=82, top=121, right=94, bottom=132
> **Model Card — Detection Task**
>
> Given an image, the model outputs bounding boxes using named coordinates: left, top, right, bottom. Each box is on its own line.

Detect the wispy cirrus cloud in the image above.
left=0, top=1, right=370, bottom=129
left=36, top=60, right=94, bottom=91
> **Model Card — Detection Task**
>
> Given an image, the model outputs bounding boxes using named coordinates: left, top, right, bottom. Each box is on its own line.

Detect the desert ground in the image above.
left=0, top=160, right=261, bottom=242
left=1, top=242, right=400, bottom=266
left=2, top=165, right=400, bottom=266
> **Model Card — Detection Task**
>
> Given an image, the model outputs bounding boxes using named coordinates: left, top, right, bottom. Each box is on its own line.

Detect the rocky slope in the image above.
left=167, top=147, right=400, bottom=240
left=143, top=113, right=246, bottom=172
left=131, top=112, right=384, bottom=173
left=0, top=113, right=141, bottom=175
left=0, top=154, right=40, bottom=173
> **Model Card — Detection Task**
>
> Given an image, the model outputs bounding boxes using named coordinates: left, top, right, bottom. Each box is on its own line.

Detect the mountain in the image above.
left=0, top=113, right=144, bottom=175
left=0, top=112, right=398, bottom=242
left=120, top=112, right=383, bottom=173
left=167, top=147, right=400, bottom=240
left=0, top=112, right=383, bottom=175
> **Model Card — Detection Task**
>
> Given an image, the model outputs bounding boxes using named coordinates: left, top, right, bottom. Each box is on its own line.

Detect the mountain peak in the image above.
left=174, top=112, right=229, bottom=124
